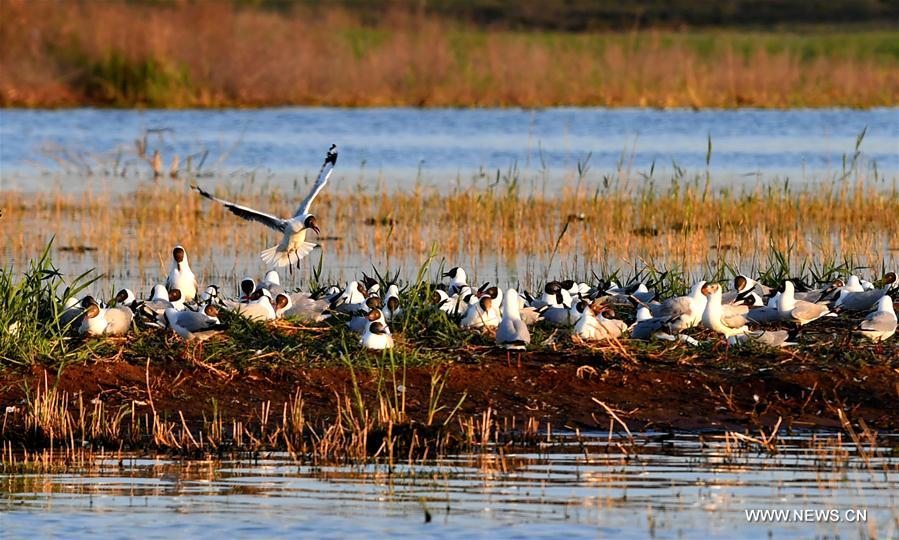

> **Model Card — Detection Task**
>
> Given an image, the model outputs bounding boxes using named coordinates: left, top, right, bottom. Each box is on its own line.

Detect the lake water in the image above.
left=2, top=433, right=896, bottom=539
left=2, top=107, right=898, bottom=294
left=1, top=107, right=897, bottom=193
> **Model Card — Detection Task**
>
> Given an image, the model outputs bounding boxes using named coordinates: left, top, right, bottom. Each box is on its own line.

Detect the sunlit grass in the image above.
left=1, top=1, right=897, bottom=108
left=3, top=165, right=897, bottom=294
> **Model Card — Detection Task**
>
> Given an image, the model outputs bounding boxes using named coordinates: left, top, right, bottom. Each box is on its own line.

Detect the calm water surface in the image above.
left=1, top=107, right=897, bottom=192
left=2, top=433, right=897, bottom=539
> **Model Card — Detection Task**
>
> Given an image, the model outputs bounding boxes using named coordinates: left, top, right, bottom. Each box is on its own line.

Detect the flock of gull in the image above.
left=57, top=145, right=897, bottom=358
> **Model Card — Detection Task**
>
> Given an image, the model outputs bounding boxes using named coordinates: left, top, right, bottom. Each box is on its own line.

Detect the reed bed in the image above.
left=2, top=1, right=898, bottom=108
left=2, top=169, right=897, bottom=293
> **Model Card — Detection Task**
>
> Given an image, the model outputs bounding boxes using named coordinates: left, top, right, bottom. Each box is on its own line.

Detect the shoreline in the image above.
left=3, top=345, right=897, bottom=455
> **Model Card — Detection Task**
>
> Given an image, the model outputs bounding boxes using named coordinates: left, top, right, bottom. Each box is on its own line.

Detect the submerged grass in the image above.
left=2, top=1, right=898, bottom=108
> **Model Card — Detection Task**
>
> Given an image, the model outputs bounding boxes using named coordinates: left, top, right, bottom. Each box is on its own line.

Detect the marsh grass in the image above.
left=3, top=161, right=897, bottom=295
left=0, top=241, right=100, bottom=366
left=2, top=1, right=898, bottom=108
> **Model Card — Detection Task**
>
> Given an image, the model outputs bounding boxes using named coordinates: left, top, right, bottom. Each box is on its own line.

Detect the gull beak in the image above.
left=311, top=224, right=321, bottom=235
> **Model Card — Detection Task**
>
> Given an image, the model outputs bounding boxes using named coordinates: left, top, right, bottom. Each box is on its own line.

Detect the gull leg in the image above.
left=506, top=350, right=511, bottom=367
left=517, top=352, right=522, bottom=369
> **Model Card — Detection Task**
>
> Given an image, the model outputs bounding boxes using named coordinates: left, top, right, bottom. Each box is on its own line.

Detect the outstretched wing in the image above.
left=194, top=186, right=286, bottom=232
left=294, top=144, right=337, bottom=217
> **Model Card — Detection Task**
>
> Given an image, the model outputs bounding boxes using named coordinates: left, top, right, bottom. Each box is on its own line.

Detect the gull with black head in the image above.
left=194, top=144, right=337, bottom=269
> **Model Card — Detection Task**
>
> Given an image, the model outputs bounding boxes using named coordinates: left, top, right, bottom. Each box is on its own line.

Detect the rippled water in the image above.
left=1, top=107, right=897, bottom=193
left=2, top=433, right=897, bottom=539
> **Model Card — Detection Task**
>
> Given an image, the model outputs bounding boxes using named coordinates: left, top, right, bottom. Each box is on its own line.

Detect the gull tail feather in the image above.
left=260, top=242, right=317, bottom=268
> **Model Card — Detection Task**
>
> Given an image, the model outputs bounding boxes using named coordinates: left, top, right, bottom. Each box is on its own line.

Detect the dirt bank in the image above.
left=3, top=347, right=897, bottom=443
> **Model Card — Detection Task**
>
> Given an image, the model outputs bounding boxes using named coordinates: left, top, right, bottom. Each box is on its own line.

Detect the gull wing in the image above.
left=294, top=144, right=338, bottom=217
left=721, top=312, right=750, bottom=329
left=175, top=311, right=218, bottom=332
left=195, top=186, right=287, bottom=232
left=791, top=301, right=828, bottom=322
left=860, top=312, right=897, bottom=332
left=653, top=295, right=690, bottom=318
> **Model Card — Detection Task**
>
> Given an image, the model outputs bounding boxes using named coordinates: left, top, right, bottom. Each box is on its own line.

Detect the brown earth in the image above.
left=3, top=349, right=897, bottom=442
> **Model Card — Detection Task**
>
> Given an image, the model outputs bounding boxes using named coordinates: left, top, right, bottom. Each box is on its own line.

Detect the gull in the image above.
left=480, top=286, right=505, bottom=309
left=282, top=292, right=332, bottom=323
left=794, top=279, right=839, bottom=303
left=113, top=288, right=137, bottom=308
left=59, top=296, right=89, bottom=329
left=510, top=292, right=545, bottom=326
left=361, top=309, right=394, bottom=350
left=137, top=285, right=184, bottom=324
left=103, top=304, right=134, bottom=335
left=360, top=273, right=381, bottom=296
left=495, top=288, right=530, bottom=367
left=560, top=279, right=588, bottom=300
left=461, top=295, right=501, bottom=330
left=239, top=277, right=256, bottom=301
left=701, top=283, right=750, bottom=339
left=78, top=301, right=132, bottom=336
left=630, top=303, right=698, bottom=344
left=443, top=267, right=468, bottom=295
left=166, top=245, right=198, bottom=302
left=541, top=302, right=578, bottom=327
left=573, top=301, right=625, bottom=341
left=273, top=293, right=292, bottom=318
left=431, top=289, right=451, bottom=310
left=200, top=285, right=220, bottom=304
left=233, top=289, right=276, bottom=321
left=604, top=281, right=656, bottom=304
left=165, top=305, right=225, bottom=341
left=431, top=287, right=474, bottom=317
left=630, top=315, right=696, bottom=344
left=531, top=281, right=572, bottom=310
left=855, top=296, right=897, bottom=342
left=640, top=281, right=707, bottom=332
left=333, top=281, right=370, bottom=314
left=721, top=275, right=764, bottom=306
left=257, top=270, right=283, bottom=296
left=194, top=144, right=337, bottom=268
left=841, top=275, right=865, bottom=293
left=348, top=297, right=384, bottom=334
left=727, top=329, right=799, bottom=348
left=382, top=284, right=402, bottom=322
left=79, top=303, right=108, bottom=336
left=745, top=304, right=783, bottom=324
left=777, top=281, right=830, bottom=325
left=833, top=272, right=896, bottom=312
left=597, top=306, right=628, bottom=335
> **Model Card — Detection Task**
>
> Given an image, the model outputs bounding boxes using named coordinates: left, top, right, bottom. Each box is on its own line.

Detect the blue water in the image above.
left=1, top=107, right=897, bottom=191
left=2, top=433, right=896, bottom=539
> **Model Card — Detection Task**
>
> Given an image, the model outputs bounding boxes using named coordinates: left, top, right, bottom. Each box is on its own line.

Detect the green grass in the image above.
left=1, top=239, right=896, bottom=375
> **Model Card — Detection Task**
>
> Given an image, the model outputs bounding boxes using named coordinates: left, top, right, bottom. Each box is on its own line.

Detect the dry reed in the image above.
left=2, top=170, right=897, bottom=293
left=1, top=1, right=897, bottom=108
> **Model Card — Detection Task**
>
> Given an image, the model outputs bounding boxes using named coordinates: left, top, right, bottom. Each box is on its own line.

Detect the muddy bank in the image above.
left=3, top=348, right=897, bottom=447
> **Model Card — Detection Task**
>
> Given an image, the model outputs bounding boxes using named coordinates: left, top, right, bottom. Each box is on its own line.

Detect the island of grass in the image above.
left=1, top=245, right=896, bottom=459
